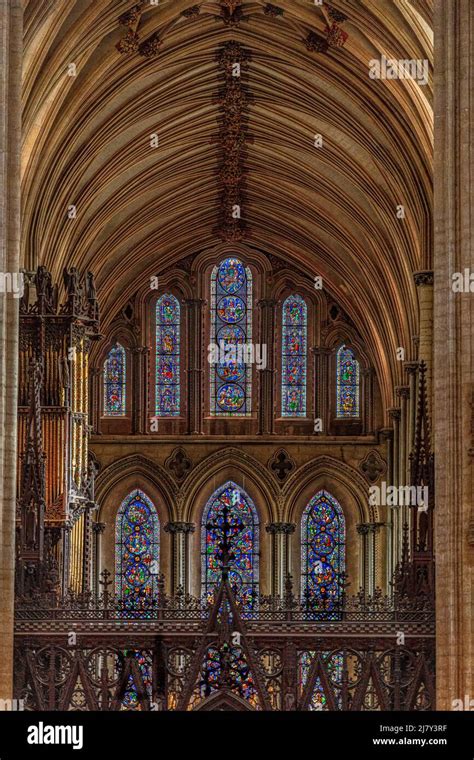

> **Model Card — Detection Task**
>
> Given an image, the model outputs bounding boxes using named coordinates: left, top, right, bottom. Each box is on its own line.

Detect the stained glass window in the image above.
left=301, top=490, right=345, bottom=614
left=281, top=294, right=307, bottom=417
left=115, top=490, right=159, bottom=610
left=201, top=481, right=259, bottom=610
left=336, top=344, right=360, bottom=418
left=155, top=294, right=180, bottom=417
left=298, top=651, right=343, bottom=710
left=190, top=644, right=259, bottom=709
left=103, top=343, right=126, bottom=416
left=210, top=257, right=252, bottom=416
left=120, top=650, right=153, bottom=711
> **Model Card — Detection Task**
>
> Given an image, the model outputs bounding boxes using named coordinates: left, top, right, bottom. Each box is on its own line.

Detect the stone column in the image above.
left=164, top=522, right=195, bottom=594
left=131, top=346, right=149, bottom=434
left=185, top=299, right=204, bottom=434
left=379, top=428, right=394, bottom=591
left=257, top=299, right=276, bottom=434
left=0, top=0, right=22, bottom=700
left=92, top=522, right=106, bottom=595
left=388, top=408, right=401, bottom=565
left=265, top=523, right=295, bottom=597
left=404, top=362, right=419, bottom=453
left=356, top=524, right=369, bottom=593
left=433, top=0, right=474, bottom=709
left=312, top=347, right=330, bottom=433
left=89, top=368, right=102, bottom=435
left=362, top=367, right=375, bottom=434
left=414, top=271, right=434, bottom=395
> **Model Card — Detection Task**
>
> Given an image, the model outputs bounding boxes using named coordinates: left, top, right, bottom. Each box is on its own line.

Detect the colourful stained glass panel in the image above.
left=104, top=343, right=126, bottom=416
left=192, top=645, right=258, bottom=708
left=115, top=490, right=159, bottom=610
left=210, top=258, right=252, bottom=416
left=301, top=490, right=345, bottom=613
left=201, top=482, right=259, bottom=610
left=336, top=345, right=359, bottom=418
left=281, top=295, right=307, bottom=417
left=298, top=651, right=343, bottom=710
left=156, top=294, right=180, bottom=417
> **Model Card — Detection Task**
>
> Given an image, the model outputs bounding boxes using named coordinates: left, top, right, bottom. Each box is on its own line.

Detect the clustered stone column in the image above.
left=164, top=522, right=195, bottom=594
left=433, top=0, right=474, bottom=709
left=257, top=299, right=276, bottom=434
left=132, top=346, right=149, bottom=434
left=185, top=299, right=205, bottom=434
left=413, top=271, right=434, bottom=395
left=0, top=0, right=22, bottom=702
left=92, top=522, right=106, bottom=595
left=312, top=347, right=331, bottom=433
left=265, top=522, right=295, bottom=597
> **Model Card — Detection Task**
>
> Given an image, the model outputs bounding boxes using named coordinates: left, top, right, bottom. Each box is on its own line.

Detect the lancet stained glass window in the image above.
left=155, top=294, right=180, bottom=417
left=115, top=490, right=159, bottom=609
left=281, top=294, right=308, bottom=417
left=336, top=344, right=360, bottom=417
left=104, top=343, right=126, bottom=416
left=301, top=490, right=345, bottom=613
left=201, top=482, right=259, bottom=610
left=210, top=258, right=252, bottom=416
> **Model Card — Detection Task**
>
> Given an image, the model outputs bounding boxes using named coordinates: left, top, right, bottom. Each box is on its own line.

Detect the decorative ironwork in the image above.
left=14, top=567, right=434, bottom=711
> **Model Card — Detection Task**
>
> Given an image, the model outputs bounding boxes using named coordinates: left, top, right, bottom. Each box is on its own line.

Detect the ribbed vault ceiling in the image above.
left=21, top=0, right=433, bottom=413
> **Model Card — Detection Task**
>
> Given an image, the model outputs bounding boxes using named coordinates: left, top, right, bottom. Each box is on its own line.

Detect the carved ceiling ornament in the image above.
left=116, top=2, right=350, bottom=58
left=214, top=41, right=252, bottom=242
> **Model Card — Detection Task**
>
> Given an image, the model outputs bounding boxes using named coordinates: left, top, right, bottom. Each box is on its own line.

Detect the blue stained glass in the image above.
left=336, top=345, right=359, bottom=418
left=301, top=490, right=345, bottom=614
left=120, top=650, right=153, bottom=711
left=201, top=481, right=259, bottom=610
left=299, top=651, right=343, bottom=710
left=191, top=644, right=258, bottom=708
left=210, top=258, right=252, bottom=416
left=281, top=295, right=307, bottom=417
left=115, top=490, right=159, bottom=611
left=156, top=294, right=180, bottom=417
left=104, top=343, right=126, bottom=416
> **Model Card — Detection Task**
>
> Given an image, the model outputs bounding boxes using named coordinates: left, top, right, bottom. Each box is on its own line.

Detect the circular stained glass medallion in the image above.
left=217, top=325, right=246, bottom=345
left=217, top=258, right=246, bottom=294
left=126, top=498, right=150, bottom=525
left=125, top=562, right=149, bottom=587
left=217, top=383, right=245, bottom=412
left=217, top=296, right=246, bottom=323
left=216, top=360, right=245, bottom=382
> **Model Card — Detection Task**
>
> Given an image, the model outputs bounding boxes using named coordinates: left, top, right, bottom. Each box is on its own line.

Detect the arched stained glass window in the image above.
left=115, top=490, right=159, bottom=610
left=104, top=343, right=126, bottom=416
left=336, top=345, right=360, bottom=418
left=301, top=490, right=345, bottom=613
left=155, top=294, right=180, bottom=417
left=210, top=257, right=252, bottom=416
left=201, top=481, right=259, bottom=610
left=281, top=294, right=307, bottom=417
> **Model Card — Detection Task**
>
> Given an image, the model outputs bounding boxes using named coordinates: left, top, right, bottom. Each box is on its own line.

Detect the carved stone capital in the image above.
left=404, top=361, right=420, bottom=376
left=388, top=407, right=401, bottom=422
left=413, top=270, right=434, bottom=287
left=266, top=522, right=296, bottom=535
left=92, top=522, right=106, bottom=535
left=396, top=385, right=410, bottom=400
left=164, top=522, right=195, bottom=535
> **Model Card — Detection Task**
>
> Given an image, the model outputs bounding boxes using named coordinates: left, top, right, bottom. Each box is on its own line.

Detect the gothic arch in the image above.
left=281, top=455, right=381, bottom=593
left=180, top=447, right=278, bottom=597
left=94, top=454, right=175, bottom=591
